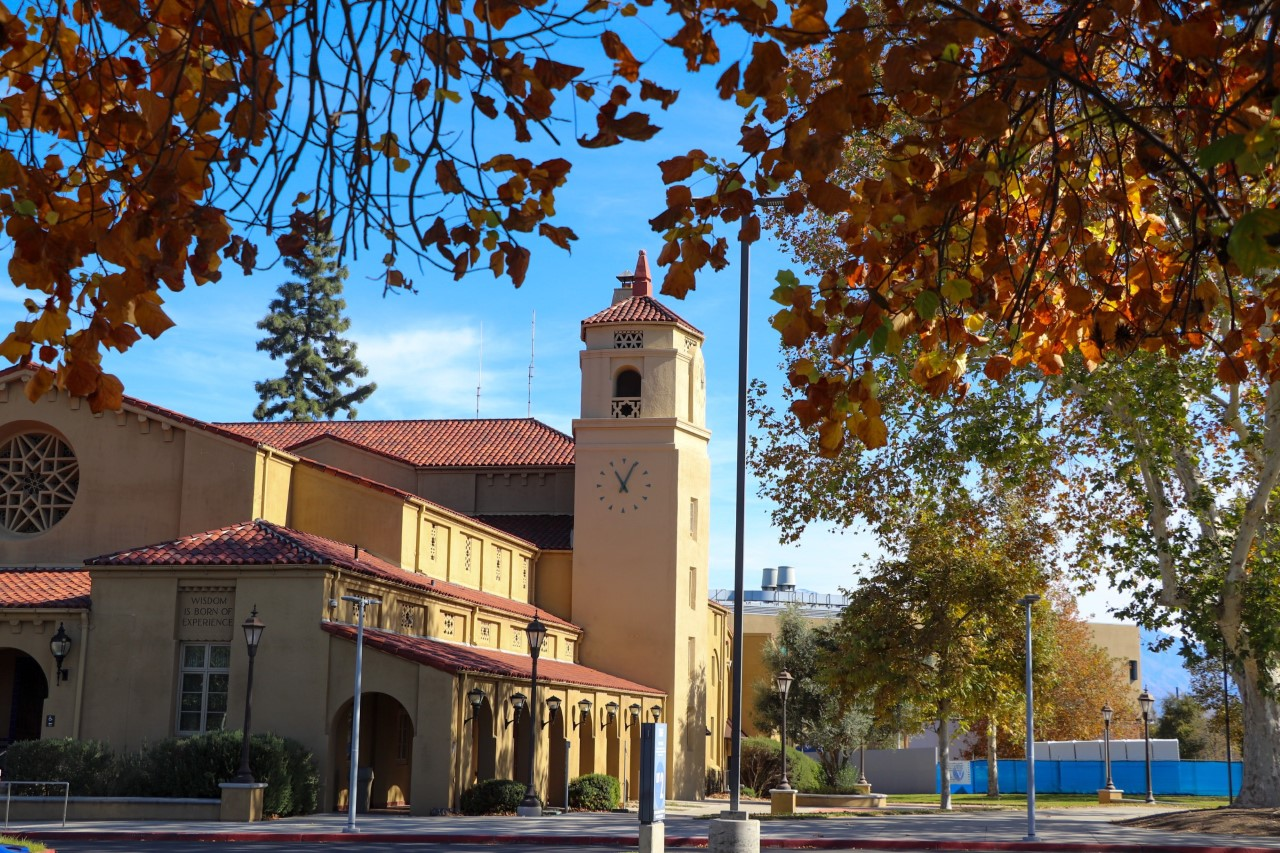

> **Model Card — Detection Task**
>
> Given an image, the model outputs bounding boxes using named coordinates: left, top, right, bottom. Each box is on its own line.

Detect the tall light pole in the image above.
left=518, top=612, right=548, bottom=817
left=342, top=595, right=380, bottom=833
left=1223, top=651, right=1234, bottom=804
left=774, top=670, right=793, bottom=791
left=1020, top=593, right=1040, bottom=842
left=729, top=196, right=785, bottom=816
left=1139, top=688, right=1155, bottom=804
left=1101, top=703, right=1115, bottom=792
left=233, top=607, right=265, bottom=783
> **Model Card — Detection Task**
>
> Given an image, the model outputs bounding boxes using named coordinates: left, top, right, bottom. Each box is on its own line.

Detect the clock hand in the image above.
left=614, top=470, right=629, bottom=493
left=616, top=461, right=639, bottom=493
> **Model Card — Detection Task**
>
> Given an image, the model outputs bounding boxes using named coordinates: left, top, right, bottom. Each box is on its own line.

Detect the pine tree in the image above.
left=253, top=215, right=375, bottom=421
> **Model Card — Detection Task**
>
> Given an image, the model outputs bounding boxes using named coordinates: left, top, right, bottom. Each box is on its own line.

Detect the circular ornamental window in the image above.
left=1, top=432, right=80, bottom=535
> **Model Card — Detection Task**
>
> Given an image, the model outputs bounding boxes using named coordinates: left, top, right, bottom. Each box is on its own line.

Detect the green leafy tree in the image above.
left=1155, top=695, right=1210, bottom=760
left=1186, top=650, right=1244, bottom=762
left=254, top=214, right=376, bottom=422
left=823, top=494, right=1045, bottom=810
left=752, top=605, right=875, bottom=786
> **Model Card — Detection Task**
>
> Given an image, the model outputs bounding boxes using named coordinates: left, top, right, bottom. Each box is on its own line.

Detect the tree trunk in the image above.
left=1236, top=661, right=1280, bottom=807
left=986, top=721, right=1000, bottom=797
left=938, top=704, right=952, bottom=810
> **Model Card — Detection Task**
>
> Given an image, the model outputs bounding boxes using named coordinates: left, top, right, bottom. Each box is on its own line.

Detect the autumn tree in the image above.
left=824, top=493, right=1045, bottom=810
left=253, top=214, right=375, bottom=421
left=752, top=605, right=875, bottom=786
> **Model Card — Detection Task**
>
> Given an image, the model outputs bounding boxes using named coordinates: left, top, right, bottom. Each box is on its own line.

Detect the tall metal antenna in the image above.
left=476, top=322, right=484, bottom=419
left=528, top=311, right=536, bottom=417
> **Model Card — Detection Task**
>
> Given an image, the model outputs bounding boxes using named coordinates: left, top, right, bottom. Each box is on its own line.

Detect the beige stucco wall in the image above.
left=0, top=386, right=260, bottom=564
left=414, top=468, right=574, bottom=516
left=571, top=414, right=711, bottom=800
left=1087, top=621, right=1142, bottom=698
left=0, top=610, right=85, bottom=741
left=533, top=550, right=573, bottom=626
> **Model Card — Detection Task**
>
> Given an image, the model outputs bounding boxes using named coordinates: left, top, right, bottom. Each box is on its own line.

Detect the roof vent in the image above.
left=776, top=565, right=796, bottom=591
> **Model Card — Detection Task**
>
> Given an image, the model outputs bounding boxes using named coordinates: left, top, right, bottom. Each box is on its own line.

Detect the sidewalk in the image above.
left=10, top=800, right=1280, bottom=851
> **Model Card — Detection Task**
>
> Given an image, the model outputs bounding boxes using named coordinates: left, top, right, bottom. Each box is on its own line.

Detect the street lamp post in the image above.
left=1223, top=651, right=1234, bottom=805
left=341, top=595, right=380, bottom=834
left=519, top=612, right=548, bottom=817
left=728, top=196, right=785, bottom=819
left=774, top=670, right=793, bottom=791
left=233, top=607, right=265, bottom=783
left=1020, top=593, right=1040, bottom=841
left=1101, top=704, right=1115, bottom=791
left=1139, top=688, right=1155, bottom=804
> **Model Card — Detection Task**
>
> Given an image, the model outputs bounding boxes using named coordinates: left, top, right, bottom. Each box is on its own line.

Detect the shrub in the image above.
left=568, top=773, right=620, bottom=811
left=3, top=739, right=118, bottom=796
left=460, top=779, right=528, bottom=815
left=0, top=732, right=318, bottom=816
left=738, top=736, right=822, bottom=794
left=832, top=763, right=863, bottom=791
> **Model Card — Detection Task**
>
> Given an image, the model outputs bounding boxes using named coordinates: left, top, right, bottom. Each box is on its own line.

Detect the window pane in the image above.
left=181, top=692, right=203, bottom=711
left=208, top=673, right=229, bottom=693
left=182, top=673, right=205, bottom=692
left=179, top=712, right=201, bottom=731
left=207, top=692, right=228, bottom=713
left=183, top=645, right=205, bottom=668
left=209, top=645, right=231, bottom=668
left=206, top=712, right=226, bottom=731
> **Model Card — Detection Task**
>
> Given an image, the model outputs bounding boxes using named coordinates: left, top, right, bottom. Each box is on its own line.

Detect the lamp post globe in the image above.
left=49, top=623, right=72, bottom=686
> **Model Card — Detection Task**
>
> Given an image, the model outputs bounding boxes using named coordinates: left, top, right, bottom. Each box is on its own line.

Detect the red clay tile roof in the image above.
left=86, top=520, right=573, bottom=629
left=474, top=515, right=573, bottom=551
left=214, top=419, right=574, bottom=468
left=581, top=295, right=702, bottom=338
left=323, top=622, right=663, bottom=695
left=0, top=568, right=91, bottom=609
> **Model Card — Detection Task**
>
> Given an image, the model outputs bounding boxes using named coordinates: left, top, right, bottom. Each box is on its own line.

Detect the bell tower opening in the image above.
left=612, top=370, right=642, bottom=418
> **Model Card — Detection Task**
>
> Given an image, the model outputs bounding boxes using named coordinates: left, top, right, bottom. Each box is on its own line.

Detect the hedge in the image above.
left=460, top=779, right=529, bottom=815
left=2, top=732, right=319, bottom=816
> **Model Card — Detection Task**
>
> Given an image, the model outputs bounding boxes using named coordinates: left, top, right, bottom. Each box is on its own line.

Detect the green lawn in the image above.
left=888, top=793, right=1231, bottom=809
left=0, top=836, right=47, bottom=851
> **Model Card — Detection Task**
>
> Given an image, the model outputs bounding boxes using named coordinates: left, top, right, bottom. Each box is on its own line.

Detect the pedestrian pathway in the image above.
left=9, top=801, right=1280, bottom=851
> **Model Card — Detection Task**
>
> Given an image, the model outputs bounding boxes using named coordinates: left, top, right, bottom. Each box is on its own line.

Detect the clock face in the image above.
left=595, top=456, right=652, bottom=514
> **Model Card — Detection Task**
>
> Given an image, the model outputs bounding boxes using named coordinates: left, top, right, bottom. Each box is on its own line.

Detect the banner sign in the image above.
left=639, top=722, right=666, bottom=824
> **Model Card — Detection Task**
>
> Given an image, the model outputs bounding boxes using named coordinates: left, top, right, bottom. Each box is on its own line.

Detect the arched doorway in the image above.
left=547, top=708, right=567, bottom=807
left=605, top=717, right=621, bottom=792
left=578, top=715, right=595, bottom=776
left=512, top=701, right=533, bottom=785
left=0, top=649, right=48, bottom=746
left=471, top=697, right=496, bottom=783
left=627, top=720, right=641, bottom=802
left=331, top=692, right=413, bottom=811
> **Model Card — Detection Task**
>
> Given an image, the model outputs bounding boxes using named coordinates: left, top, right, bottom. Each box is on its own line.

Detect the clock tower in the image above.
left=571, top=250, right=711, bottom=800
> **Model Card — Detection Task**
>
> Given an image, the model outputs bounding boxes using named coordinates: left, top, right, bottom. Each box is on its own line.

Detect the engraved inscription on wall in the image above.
left=177, top=588, right=236, bottom=642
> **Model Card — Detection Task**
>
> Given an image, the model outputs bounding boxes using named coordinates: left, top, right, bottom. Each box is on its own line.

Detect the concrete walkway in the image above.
left=8, top=800, right=1280, bottom=851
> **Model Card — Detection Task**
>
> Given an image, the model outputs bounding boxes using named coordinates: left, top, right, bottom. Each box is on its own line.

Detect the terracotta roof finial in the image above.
left=632, top=250, right=652, bottom=297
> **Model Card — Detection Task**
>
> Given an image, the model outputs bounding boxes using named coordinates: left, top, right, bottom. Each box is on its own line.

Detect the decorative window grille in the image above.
left=565, top=639, right=573, bottom=660
left=611, top=399, right=641, bottom=418
left=177, top=643, right=230, bottom=734
left=496, top=549, right=503, bottom=581
left=684, top=336, right=698, bottom=351
left=613, top=330, right=643, bottom=348
left=690, top=498, right=699, bottom=539
left=1, top=432, right=79, bottom=534
left=521, top=557, right=529, bottom=586
left=464, top=536, right=473, bottom=573
left=429, top=524, right=437, bottom=561
left=512, top=629, right=523, bottom=650
left=443, top=613, right=456, bottom=636
left=479, top=623, right=492, bottom=641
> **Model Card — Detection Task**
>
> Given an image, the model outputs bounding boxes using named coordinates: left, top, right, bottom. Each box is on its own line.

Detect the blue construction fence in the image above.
left=942, top=760, right=1242, bottom=797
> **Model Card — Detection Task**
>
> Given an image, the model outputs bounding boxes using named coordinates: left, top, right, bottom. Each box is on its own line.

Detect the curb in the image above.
left=17, top=833, right=1280, bottom=852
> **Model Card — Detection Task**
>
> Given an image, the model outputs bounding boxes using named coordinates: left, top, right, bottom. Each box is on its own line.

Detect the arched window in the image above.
left=612, top=369, right=642, bottom=418
left=614, top=369, right=641, bottom=398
